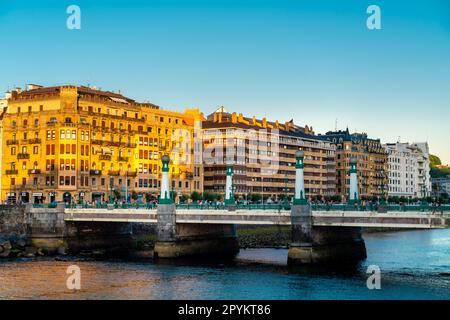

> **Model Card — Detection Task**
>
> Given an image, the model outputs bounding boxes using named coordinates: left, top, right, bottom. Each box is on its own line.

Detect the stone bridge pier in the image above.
left=288, top=152, right=366, bottom=265
left=27, top=203, right=133, bottom=255
left=288, top=204, right=366, bottom=265
left=153, top=158, right=238, bottom=259
left=153, top=204, right=239, bottom=259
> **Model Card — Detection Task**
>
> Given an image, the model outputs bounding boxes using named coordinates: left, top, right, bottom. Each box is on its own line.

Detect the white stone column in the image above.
left=159, top=154, right=172, bottom=204
left=294, top=150, right=307, bottom=205
left=225, top=164, right=235, bottom=205
left=348, top=156, right=359, bottom=204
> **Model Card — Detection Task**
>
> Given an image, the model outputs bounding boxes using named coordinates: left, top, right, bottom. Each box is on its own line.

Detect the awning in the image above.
left=109, top=97, right=129, bottom=104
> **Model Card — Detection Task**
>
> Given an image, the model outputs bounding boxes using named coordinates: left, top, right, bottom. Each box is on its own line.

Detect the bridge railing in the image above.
left=64, top=203, right=157, bottom=209
left=33, top=202, right=450, bottom=213
left=311, top=203, right=450, bottom=212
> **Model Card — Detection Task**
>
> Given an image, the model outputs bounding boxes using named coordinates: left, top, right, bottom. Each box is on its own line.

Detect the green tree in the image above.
left=131, top=191, right=138, bottom=201
left=180, top=193, right=190, bottom=203
left=113, top=189, right=121, bottom=200
left=251, top=193, right=262, bottom=203
left=429, top=154, right=442, bottom=167
left=190, top=191, right=201, bottom=202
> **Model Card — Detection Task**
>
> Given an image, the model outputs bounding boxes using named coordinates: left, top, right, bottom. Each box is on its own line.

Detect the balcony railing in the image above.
left=108, top=170, right=120, bottom=176
left=99, top=155, right=111, bottom=160
left=89, top=169, right=102, bottom=175
left=6, top=140, right=18, bottom=145
left=28, top=138, right=42, bottom=144
left=126, top=170, right=138, bottom=177
left=28, top=169, right=41, bottom=174
left=117, top=156, right=128, bottom=162
left=17, top=153, right=30, bottom=159
left=5, top=170, right=18, bottom=175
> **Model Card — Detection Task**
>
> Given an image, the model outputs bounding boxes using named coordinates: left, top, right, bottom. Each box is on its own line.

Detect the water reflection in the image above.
left=0, top=229, right=449, bottom=300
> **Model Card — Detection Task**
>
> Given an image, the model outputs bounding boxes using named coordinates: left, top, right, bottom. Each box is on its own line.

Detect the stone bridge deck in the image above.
left=64, top=208, right=450, bottom=229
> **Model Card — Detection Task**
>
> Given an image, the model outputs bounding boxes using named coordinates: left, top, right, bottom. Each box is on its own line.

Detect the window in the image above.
left=72, top=130, right=76, bottom=139
left=34, top=119, right=39, bottom=126
left=33, top=146, right=38, bottom=154
left=81, top=131, right=85, bottom=141
left=11, top=147, right=16, bottom=155
left=60, top=130, right=65, bottom=139
left=28, top=106, right=32, bottom=113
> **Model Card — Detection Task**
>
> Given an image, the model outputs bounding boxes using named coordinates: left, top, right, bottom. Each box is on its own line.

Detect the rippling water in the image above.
left=0, top=229, right=449, bottom=299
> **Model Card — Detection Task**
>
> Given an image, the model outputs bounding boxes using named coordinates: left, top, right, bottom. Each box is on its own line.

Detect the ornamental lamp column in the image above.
left=348, top=156, right=359, bottom=205
left=293, top=150, right=307, bottom=205
left=224, top=163, right=235, bottom=206
left=159, top=154, right=172, bottom=204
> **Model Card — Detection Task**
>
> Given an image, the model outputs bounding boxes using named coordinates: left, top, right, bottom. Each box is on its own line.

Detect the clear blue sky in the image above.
left=1, top=0, right=449, bottom=163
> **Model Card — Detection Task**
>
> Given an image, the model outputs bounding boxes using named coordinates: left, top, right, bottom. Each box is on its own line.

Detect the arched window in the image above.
left=60, top=130, right=65, bottom=139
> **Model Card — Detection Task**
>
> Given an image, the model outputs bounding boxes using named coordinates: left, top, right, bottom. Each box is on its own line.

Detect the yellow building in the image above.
left=1, top=85, right=203, bottom=204
left=322, top=129, right=388, bottom=200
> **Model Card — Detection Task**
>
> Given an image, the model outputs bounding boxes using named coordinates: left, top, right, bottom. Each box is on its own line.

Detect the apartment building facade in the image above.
left=1, top=85, right=203, bottom=204
left=201, top=108, right=336, bottom=200
left=321, top=129, right=388, bottom=200
left=383, top=142, right=431, bottom=198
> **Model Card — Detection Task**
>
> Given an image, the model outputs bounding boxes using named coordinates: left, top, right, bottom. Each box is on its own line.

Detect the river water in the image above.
left=0, top=229, right=449, bottom=300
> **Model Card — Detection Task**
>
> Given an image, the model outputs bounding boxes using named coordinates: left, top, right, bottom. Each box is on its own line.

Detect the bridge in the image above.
left=26, top=153, right=450, bottom=265
left=64, top=207, right=449, bottom=229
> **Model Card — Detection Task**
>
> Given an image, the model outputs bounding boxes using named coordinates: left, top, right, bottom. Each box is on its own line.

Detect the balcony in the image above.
left=28, top=169, right=41, bottom=174
left=28, top=138, right=42, bottom=144
left=91, top=140, right=104, bottom=145
left=6, top=170, right=18, bottom=175
left=99, top=154, right=111, bottom=160
left=126, top=170, right=137, bottom=177
left=6, top=140, right=19, bottom=145
left=117, top=156, right=128, bottom=162
left=108, top=170, right=120, bottom=176
left=89, top=169, right=102, bottom=175
left=17, top=153, right=30, bottom=159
